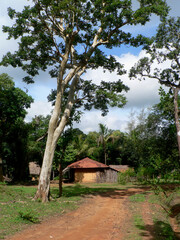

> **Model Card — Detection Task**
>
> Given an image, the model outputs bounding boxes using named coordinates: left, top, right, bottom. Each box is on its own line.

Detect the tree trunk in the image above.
left=34, top=72, right=82, bottom=202
left=59, top=163, right=63, bottom=197
left=173, top=87, right=180, bottom=160
left=34, top=139, right=56, bottom=202
left=105, top=152, right=107, bottom=165
left=34, top=110, right=68, bottom=202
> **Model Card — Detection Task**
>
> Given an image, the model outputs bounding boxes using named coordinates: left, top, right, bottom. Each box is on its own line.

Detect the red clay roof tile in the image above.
left=67, top=157, right=108, bottom=169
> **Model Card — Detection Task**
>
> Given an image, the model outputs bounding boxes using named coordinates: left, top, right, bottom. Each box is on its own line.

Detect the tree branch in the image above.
left=36, top=132, right=48, bottom=142
left=141, top=73, right=180, bottom=88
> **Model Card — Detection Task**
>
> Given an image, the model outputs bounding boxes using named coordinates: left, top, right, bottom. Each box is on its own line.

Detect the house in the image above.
left=63, top=157, right=118, bottom=183
left=29, top=162, right=41, bottom=180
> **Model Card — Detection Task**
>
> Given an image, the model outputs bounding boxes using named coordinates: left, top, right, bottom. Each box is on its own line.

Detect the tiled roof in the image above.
left=109, top=165, right=130, bottom=172
left=67, top=157, right=109, bottom=169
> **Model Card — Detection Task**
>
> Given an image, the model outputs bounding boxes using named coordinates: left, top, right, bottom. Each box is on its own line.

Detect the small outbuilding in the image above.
left=29, top=162, right=41, bottom=180
left=63, top=157, right=118, bottom=183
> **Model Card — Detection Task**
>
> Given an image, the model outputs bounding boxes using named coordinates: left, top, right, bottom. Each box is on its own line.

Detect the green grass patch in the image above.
left=129, top=193, right=146, bottom=202
left=133, top=214, right=145, bottom=230
left=128, top=204, right=144, bottom=240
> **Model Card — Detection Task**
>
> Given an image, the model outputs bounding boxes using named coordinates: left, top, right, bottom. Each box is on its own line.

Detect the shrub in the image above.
left=118, top=168, right=135, bottom=184
left=18, top=210, right=40, bottom=223
left=163, top=169, right=180, bottom=182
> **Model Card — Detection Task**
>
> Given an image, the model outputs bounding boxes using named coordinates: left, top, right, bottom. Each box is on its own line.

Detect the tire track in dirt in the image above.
left=141, top=199, right=155, bottom=239
left=7, top=188, right=148, bottom=240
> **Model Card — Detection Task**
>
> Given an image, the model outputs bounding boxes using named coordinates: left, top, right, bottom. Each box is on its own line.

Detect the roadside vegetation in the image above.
left=0, top=181, right=179, bottom=239
left=128, top=186, right=180, bottom=240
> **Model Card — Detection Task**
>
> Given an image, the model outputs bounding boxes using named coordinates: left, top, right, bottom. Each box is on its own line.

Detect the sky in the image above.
left=0, top=0, right=179, bottom=133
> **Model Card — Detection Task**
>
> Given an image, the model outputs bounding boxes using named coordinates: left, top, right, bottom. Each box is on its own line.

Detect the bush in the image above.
left=136, top=166, right=156, bottom=182
left=18, top=210, right=40, bottom=223
left=163, top=169, right=180, bottom=182
left=118, top=168, right=135, bottom=184
left=53, top=176, right=59, bottom=180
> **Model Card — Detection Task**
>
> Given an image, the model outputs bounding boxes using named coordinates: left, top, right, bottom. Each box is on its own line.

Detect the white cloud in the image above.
left=25, top=101, right=53, bottom=122
left=74, top=49, right=173, bottom=133
left=84, top=50, right=161, bottom=110
left=73, top=109, right=129, bottom=133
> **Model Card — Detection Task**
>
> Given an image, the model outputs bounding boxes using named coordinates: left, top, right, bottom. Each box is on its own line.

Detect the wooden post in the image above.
left=59, top=163, right=63, bottom=197
left=0, top=157, right=3, bottom=182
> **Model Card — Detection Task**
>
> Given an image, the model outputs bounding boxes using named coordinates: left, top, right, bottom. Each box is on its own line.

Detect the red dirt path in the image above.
left=6, top=187, right=179, bottom=240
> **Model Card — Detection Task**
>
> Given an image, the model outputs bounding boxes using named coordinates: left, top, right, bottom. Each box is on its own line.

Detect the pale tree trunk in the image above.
left=34, top=68, right=85, bottom=202
left=34, top=21, right=102, bottom=202
left=34, top=118, right=65, bottom=202
left=173, top=87, right=180, bottom=160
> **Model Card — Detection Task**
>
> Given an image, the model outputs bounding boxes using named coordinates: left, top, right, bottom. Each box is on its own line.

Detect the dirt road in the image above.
left=6, top=187, right=179, bottom=240
left=7, top=188, right=146, bottom=240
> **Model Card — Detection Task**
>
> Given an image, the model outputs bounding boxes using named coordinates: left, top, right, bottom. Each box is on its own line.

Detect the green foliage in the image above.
left=126, top=100, right=179, bottom=177
left=130, top=193, right=145, bottom=203
left=136, top=166, right=151, bottom=182
left=0, top=73, right=33, bottom=125
left=163, top=170, right=180, bottom=181
left=153, top=221, right=175, bottom=240
left=53, top=128, right=87, bottom=170
left=28, top=115, right=50, bottom=166
left=130, top=17, right=180, bottom=162
left=1, top=0, right=169, bottom=114
left=18, top=210, right=40, bottom=223
left=0, top=73, right=33, bottom=181
left=118, top=169, right=135, bottom=184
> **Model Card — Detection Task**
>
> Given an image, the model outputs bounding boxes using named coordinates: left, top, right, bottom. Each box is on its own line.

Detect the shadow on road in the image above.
left=136, top=220, right=179, bottom=240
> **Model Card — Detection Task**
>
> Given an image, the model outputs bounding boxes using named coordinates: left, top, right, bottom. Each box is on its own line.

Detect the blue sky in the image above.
left=0, top=0, right=179, bottom=133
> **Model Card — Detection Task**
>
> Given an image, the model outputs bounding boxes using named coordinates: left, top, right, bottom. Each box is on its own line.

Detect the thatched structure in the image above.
left=63, top=157, right=118, bottom=183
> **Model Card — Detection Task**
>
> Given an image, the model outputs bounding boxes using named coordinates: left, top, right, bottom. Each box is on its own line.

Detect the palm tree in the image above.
left=98, top=123, right=113, bottom=165
left=72, top=134, right=88, bottom=160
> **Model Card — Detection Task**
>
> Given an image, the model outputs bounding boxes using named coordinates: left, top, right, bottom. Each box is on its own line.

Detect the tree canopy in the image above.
left=0, top=73, right=33, bottom=180
left=130, top=17, right=180, bottom=159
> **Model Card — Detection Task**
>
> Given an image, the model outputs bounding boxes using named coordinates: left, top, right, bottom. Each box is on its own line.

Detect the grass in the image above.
left=128, top=194, right=146, bottom=240
left=128, top=187, right=179, bottom=240
left=0, top=182, right=123, bottom=239
left=148, top=189, right=178, bottom=240
left=129, top=193, right=146, bottom=202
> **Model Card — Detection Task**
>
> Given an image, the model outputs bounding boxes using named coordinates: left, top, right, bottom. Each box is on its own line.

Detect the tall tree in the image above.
left=98, top=123, right=113, bottom=165
left=0, top=73, right=33, bottom=180
left=130, top=17, right=180, bottom=160
left=1, top=0, right=168, bottom=201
